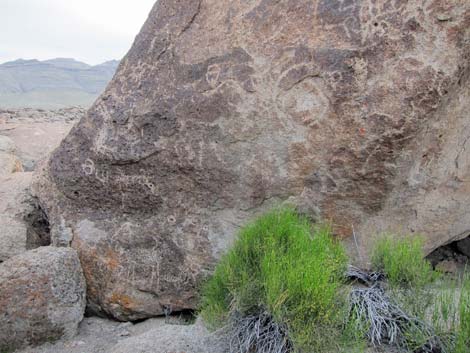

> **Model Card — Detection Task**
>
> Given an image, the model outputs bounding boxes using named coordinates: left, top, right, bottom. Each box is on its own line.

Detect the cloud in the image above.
left=0, top=0, right=156, bottom=64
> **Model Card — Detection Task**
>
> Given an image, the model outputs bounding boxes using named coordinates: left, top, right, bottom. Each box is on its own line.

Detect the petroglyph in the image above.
left=81, top=158, right=109, bottom=184
left=81, top=159, right=95, bottom=176
left=278, top=77, right=330, bottom=128
left=206, top=64, right=222, bottom=89
left=115, top=172, right=159, bottom=195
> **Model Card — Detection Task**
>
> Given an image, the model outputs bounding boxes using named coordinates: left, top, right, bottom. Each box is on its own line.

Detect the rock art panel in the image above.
left=34, top=0, right=470, bottom=319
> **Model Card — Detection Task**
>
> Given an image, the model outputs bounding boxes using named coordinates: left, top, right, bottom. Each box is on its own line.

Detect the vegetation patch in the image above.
left=199, top=207, right=351, bottom=352
left=371, top=235, right=435, bottom=288
left=200, top=209, right=470, bottom=353
left=360, top=236, right=470, bottom=353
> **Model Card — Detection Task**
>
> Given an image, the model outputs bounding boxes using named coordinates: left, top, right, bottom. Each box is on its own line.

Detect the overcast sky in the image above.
left=0, top=0, right=156, bottom=65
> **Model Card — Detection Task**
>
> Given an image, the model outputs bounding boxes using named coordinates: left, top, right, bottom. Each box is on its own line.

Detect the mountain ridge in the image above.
left=0, top=58, right=119, bottom=108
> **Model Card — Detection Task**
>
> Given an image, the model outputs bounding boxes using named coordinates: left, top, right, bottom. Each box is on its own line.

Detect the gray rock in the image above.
left=33, top=0, right=470, bottom=320
left=0, top=135, right=15, bottom=153
left=0, top=246, right=86, bottom=351
left=435, top=260, right=459, bottom=274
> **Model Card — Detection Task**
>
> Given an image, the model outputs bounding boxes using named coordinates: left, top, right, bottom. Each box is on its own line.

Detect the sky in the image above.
left=0, top=0, right=156, bottom=65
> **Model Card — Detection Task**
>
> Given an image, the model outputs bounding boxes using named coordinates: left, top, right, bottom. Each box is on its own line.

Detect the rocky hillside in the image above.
left=0, top=58, right=119, bottom=108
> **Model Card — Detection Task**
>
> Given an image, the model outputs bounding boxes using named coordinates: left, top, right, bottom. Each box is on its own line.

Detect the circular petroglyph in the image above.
left=82, top=158, right=95, bottom=176
left=278, top=77, right=330, bottom=128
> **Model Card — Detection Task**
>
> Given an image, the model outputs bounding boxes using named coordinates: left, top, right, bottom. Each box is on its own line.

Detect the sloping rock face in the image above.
left=0, top=247, right=86, bottom=351
left=359, top=66, right=470, bottom=255
left=34, top=0, right=470, bottom=320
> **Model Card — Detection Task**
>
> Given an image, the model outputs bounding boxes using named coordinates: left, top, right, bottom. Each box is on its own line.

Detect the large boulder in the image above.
left=34, top=0, right=470, bottom=320
left=0, top=247, right=86, bottom=351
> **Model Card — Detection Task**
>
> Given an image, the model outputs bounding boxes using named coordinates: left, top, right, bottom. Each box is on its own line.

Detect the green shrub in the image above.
left=199, top=207, right=349, bottom=351
left=371, top=237, right=470, bottom=353
left=371, top=235, right=435, bottom=288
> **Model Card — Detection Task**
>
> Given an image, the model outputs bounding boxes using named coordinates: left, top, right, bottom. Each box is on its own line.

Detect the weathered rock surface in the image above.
left=358, top=65, right=470, bottom=256
left=34, top=0, right=470, bottom=320
left=0, top=247, right=86, bottom=351
left=0, top=172, right=35, bottom=262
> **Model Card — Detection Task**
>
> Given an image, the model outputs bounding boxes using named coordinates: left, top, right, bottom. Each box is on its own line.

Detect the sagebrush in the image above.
left=371, top=235, right=435, bottom=288
left=200, top=207, right=350, bottom=352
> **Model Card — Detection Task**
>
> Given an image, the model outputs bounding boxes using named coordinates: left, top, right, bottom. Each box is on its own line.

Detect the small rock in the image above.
left=436, top=13, right=453, bottom=21
left=65, top=340, right=86, bottom=348
left=436, top=260, right=458, bottom=274
left=119, top=330, right=131, bottom=337
left=0, top=247, right=86, bottom=351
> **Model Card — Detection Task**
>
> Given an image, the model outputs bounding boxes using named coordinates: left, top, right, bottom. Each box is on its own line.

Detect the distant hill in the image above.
left=0, top=58, right=119, bottom=109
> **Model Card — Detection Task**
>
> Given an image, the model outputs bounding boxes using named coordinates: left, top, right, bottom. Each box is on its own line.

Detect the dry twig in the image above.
left=228, top=311, right=293, bottom=353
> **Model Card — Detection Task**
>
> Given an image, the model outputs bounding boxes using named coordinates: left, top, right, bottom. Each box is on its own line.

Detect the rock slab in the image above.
left=0, top=247, right=86, bottom=351
left=34, top=0, right=470, bottom=320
